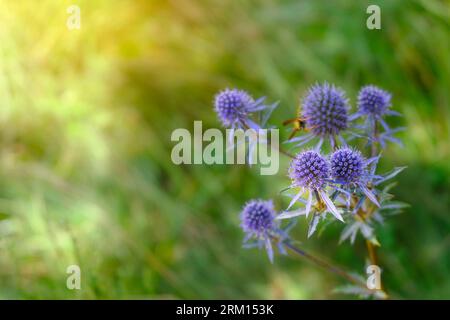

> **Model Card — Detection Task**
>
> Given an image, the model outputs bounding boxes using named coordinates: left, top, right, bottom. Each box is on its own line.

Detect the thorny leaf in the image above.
left=375, top=166, right=407, bottom=185
left=308, top=213, right=321, bottom=238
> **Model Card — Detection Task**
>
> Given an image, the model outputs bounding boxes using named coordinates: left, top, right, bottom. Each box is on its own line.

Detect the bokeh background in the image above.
left=0, top=0, right=448, bottom=299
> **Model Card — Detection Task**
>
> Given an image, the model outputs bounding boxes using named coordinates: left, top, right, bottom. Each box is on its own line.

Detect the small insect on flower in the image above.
left=283, top=105, right=310, bottom=140
left=288, top=83, right=350, bottom=149
left=240, top=199, right=279, bottom=262
left=330, top=148, right=380, bottom=207
left=278, top=150, right=344, bottom=222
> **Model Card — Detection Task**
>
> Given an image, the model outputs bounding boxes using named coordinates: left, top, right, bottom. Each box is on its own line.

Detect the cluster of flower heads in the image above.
left=288, top=82, right=403, bottom=150
left=281, top=148, right=379, bottom=223
left=212, top=82, right=405, bottom=263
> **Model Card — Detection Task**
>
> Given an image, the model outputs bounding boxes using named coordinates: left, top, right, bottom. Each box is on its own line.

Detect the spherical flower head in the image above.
left=331, top=148, right=365, bottom=185
left=302, top=83, right=349, bottom=137
left=357, top=85, right=391, bottom=117
left=241, top=199, right=275, bottom=237
left=214, top=88, right=254, bottom=127
left=289, top=150, right=329, bottom=190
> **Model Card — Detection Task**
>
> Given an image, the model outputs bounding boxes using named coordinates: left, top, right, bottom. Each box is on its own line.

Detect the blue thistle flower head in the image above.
left=330, top=148, right=365, bottom=185
left=302, top=83, right=349, bottom=137
left=289, top=150, right=329, bottom=190
left=240, top=199, right=276, bottom=238
left=214, top=88, right=254, bottom=127
left=357, top=85, right=391, bottom=117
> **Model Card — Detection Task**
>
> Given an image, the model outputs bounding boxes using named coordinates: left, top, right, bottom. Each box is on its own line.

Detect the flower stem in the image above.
left=281, top=239, right=389, bottom=298
left=371, top=119, right=378, bottom=157
left=332, top=135, right=339, bottom=151
left=282, top=239, right=365, bottom=286
left=366, top=117, right=387, bottom=294
left=268, top=139, right=295, bottom=159
left=277, top=146, right=295, bottom=159
left=366, top=240, right=378, bottom=266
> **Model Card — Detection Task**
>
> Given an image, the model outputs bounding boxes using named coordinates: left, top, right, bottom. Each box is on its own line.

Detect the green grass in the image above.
left=0, top=0, right=449, bottom=299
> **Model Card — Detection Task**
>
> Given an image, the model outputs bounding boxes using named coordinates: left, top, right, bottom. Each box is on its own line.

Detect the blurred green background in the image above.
left=0, top=0, right=448, bottom=299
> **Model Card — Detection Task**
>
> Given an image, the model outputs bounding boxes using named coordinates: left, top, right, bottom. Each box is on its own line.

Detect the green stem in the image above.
left=283, top=240, right=365, bottom=286
left=371, top=120, right=378, bottom=157
left=281, top=239, right=389, bottom=298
